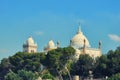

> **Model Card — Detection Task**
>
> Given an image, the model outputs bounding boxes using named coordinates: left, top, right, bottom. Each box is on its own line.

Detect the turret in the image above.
left=98, top=41, right=102, bottom=49
left=70, top=40, right=72, bottom=47
left=57, top=41, right=60, bottom=48
left=83, top=39, right=86, bottom=54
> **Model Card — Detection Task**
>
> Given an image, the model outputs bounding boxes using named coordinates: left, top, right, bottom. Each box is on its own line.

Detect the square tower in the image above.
left=23, top=36, right=37, bottom=53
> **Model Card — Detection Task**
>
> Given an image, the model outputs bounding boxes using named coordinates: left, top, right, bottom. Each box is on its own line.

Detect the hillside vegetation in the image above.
left=1, top=46, right=120, bottom=80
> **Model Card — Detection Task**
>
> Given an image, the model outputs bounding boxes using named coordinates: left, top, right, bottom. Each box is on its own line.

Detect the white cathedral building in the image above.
left=23, top=25, right=102, bottom=59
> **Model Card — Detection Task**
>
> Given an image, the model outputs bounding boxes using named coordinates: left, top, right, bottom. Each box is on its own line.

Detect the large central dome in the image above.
left=71, top=27, right=90, bottom=49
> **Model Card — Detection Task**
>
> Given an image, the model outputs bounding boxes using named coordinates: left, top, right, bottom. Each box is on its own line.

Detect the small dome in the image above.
left=26, top=36, right=35, bottom=44
left=48, top=40, right=55, bottom=48
left=71, top=27, right=90, bottom=49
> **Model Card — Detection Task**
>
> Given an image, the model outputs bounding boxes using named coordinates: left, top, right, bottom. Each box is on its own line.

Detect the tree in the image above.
left=9, top=52, right=44, bottom=72
left=107, top=49, right=120, bottom=76
left=5, top=70, right=38, bottom=80
left=0, top=52, right=45, bottom=79
left=45, top=47, right=75, bottom=69
left=71, top=54, right=94, bottom=78
left=94, top=55, right=109, bottom=78
left=94, top=47, right=120, bottom=78
left=60, top=47, right=75, bottom=65
left=107, top=73, right=120, bottom=80
left=42, top=73, right=55, bottom=80
left=0, top=58, right=13, bottom=80
left=17, top=70, right=38, bottom=80
left=45, top=47, right=75, bottom=79
left=46, top=49, right=62, bottom=69
left=39, top=53, right=46, bottom=65
left=5, top=70, right=21, bottom=80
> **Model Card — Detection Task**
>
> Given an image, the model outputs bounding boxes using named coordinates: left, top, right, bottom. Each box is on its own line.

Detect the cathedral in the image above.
left=23, top=25, right=102, bottom=59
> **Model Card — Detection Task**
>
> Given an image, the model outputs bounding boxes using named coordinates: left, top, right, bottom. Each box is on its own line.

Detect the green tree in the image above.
left=46, top=49, right=62, bottom=69
left=45, top=47, right=75, bottom=79
left=0, top=58, right=13, bottom=80
left=5, top=70, right=38, bottom=80
left=94, top=55, right=109, bottom=78
left=71, top=54, right=94, bottom=78
left=107, top=73, right=120, bottom=80
left=94, top=47, right=120, bottom=78
left=107, top=49, right=120, bottom=76
left=9, top=52, right=44, bottom=72
left=18, top=70, right=38, bottom=80
left=42, top=73, right=55, bottom=80
left=5, top=70, right=21, bottom=80
left=60, top=47, right=75, bottom=65
left=46, top=47, right=73, bottom=69
left=0, top=52, right=45, bottom=79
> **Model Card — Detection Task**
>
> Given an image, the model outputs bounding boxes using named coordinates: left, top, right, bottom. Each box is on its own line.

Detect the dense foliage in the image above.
left=1, top=46, right=120, bottom=79
left=94, top=47, right=120, bottom=78
left=70, top=46, right=120, bottom=79
left=0, top=47, right=75, bottom=80
left=45, top=47, right=75, bottom=79
left=71, top=54, right=94, bottom=78
left=0, top=52, right=46, bottom=80
left=5, top=70, right=37, bottom=80
left=107, top=73, right=120, bottom=80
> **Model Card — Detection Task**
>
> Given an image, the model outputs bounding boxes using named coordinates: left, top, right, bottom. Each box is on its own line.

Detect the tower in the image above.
left=23, top=36, right=37, bottom=53
left=98, top=41, right=102, bottom=49
left=83, top=39, right=86, bottom=54
left=57, top=41, right=60, bottom=48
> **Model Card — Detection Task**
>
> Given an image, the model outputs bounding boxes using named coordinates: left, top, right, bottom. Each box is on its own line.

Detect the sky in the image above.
left=0, top=0, right=120, bottom=60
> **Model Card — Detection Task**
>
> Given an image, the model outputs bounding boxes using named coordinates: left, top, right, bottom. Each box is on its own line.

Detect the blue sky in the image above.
left=0, top=0, right=120, bottom=60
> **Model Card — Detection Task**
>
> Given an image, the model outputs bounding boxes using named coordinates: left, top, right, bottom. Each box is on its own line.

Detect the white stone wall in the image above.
left=85, top=48, right=101, bottom=58
left=74, top=48, right=101, bottom=59
left=28, top=46, right=37, bottom=53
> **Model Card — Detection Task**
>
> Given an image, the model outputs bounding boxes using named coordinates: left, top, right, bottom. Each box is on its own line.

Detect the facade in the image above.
left=23, top=36, right=37, bottom=53
left=22, top=25, right=102, bottom=59
left=70, top=26, right=102, bottom=59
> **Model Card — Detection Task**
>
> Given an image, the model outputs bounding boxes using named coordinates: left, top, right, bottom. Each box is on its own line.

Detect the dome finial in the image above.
left=77, top=22, right=82, bottom=34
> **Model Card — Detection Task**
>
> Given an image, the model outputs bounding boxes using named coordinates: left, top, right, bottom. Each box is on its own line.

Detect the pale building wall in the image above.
left=23, top=45, right=37, bottom=53
left=74, top=48, right=101, bottom=59
left=27, top=46, right=37, bottom=53
left=85, top=48, right=101, bottom=58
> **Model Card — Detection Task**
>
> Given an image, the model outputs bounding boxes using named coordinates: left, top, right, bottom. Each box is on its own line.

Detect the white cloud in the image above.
left=108, top=34, right=120, bottom=42
left=35, top=31, right=44, bottom=36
